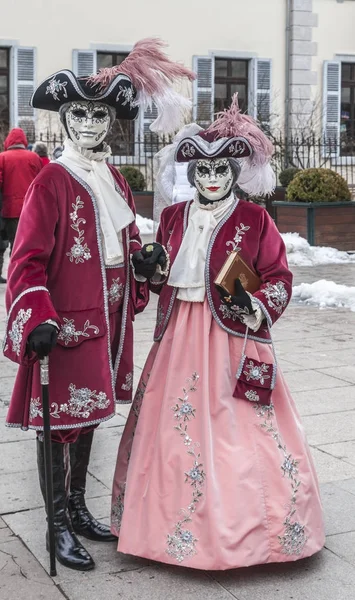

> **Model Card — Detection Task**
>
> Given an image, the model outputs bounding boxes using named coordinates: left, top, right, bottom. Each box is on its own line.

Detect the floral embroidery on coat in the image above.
left=166, top=372, right=205, bottom=563
left=58, top=317, right=99, bottom=345
left=121, top=372, right=133, bottom=391
left=226, top=223, right=250, bottom=253
left=29, top=384, right=110, bottom=422
left=66, top=196, right=91, bottom=264
left=9, top=308, right=32, bottom=356
left=218, top=303, right=246, bottom=322
left=254, top=403, right=308, bottom=556
left=261, top=281, right=288, bottom=315
left=108, top=277, right=124, bottom=305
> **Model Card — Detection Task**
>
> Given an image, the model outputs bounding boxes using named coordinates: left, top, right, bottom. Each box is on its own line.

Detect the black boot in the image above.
left=37, top=438, right=95, bottom=571
left=69, top=430, right=116, bottom=542
left=69, top=431, right=117, bottom=542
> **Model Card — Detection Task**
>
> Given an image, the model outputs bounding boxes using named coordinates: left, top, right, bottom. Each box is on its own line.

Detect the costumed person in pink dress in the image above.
left=3, top=39, right=194, bottom=571
left=111, top=95, right=325, bottom=570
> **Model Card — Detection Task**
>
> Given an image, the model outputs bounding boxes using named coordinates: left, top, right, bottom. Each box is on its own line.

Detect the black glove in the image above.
left=27, top=324, right=58, bottom=360
left=218, top=278, right=255, bottom=315
left=132, top=242, right=167, bottom=279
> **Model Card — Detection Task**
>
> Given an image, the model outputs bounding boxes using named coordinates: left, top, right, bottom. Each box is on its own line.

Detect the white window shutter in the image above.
left=322, top=61, right=341, bottom=158
left=72, top=50, right=97, bottom=77
left=192, top=56, right=214, bottom=127
left=251, top=58, right=272, bottom=127
left=13, top=46, right=36, bottom=142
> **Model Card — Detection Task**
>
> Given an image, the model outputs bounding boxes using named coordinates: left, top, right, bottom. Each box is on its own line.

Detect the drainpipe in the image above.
left=285, top=0, right=291, bottom=168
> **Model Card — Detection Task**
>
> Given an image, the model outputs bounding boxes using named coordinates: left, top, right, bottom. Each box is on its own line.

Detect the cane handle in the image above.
left=40, top=356, right=49, bottom=386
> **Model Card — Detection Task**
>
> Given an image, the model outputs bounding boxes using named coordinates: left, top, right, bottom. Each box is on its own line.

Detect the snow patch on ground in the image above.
left=293, top=279, right=355, bottom=311
left=282, top=232, right=355, bottom=267
left=136, top=214, right=157, bottom=235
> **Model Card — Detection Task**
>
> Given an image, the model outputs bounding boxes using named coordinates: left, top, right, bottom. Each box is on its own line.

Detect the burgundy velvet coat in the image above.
left=152, top=198, right=292, bottom=342
left=3, top=162, right=148, bottom=431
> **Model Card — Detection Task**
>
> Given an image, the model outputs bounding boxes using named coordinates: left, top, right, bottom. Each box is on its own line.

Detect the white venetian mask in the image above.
left=65, top=100, right=111, bottom=149
left=194, top=158, right=234, bottom=201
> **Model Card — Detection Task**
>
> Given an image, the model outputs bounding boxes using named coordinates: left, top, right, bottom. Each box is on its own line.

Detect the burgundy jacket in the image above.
left=152, top=199, right=293, bottom=344
left=3, top=162, right=148, bottom=431
left=0, top=128, right=42, bottom=218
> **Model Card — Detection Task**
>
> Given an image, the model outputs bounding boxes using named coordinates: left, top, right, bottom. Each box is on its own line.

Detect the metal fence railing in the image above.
left=36, top=129, right=355, bottom=193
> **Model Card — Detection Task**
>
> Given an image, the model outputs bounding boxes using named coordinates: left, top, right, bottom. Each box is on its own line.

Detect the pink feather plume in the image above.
left=88, top=38, right=195, bottom=94
left=206, top=94, right=274, bottom=165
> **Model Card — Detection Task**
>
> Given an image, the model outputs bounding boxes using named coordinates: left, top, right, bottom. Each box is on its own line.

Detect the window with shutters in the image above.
left=97, top=51, right=134, bottom=156
left=214, top=59, right=248, bottom=114
left=340, top=62, right=355, bottom=155
left=0, top=48, right=10, bottom=141
left=193, top=56, right=271, bottom=130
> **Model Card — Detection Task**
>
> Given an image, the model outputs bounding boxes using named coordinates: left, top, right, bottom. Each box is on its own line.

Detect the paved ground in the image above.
left=1, top=249, right=355, bottom=600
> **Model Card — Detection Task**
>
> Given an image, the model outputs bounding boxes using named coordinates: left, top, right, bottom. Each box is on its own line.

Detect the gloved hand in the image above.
left=132, top=242, right=167, bottom=279
left=27, top=324, right=58, bottom=360
left=217, top=278, right=255, bottom=315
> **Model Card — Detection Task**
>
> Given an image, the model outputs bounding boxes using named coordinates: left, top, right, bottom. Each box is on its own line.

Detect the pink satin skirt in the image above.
left=111, top=299, right=325, bottom=570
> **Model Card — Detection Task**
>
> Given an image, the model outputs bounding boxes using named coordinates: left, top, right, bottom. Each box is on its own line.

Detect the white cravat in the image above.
left=168, top=192, right=237, bottom=302
left=58, top=139, right=135, bottom=265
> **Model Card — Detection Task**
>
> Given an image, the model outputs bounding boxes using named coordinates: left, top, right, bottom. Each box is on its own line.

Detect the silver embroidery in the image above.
left=261, top=282, right=288, bottom=315
left=111, top=484, right=125, bottom=529
left=254, top=403, right=307, bottom=555
left=245, top=390, right=260, bottom=402
left=46, top=75, right=68, bottom=101
left=166, top=372, right=204, bottom=563
left=156, top=304, right=165, bottom=329
left=58, top=317, right=99, bottom=345
left=226, top=222, right=250, bottom=253
left=108, top=277, right=123, bottom=305
left=219, top=303, right=245, bottom=322
left=9, top=308, right=32, bottom=356
left=121, top=372, right=133, bottom=391
left=29, top=385, right=109, bottom=422
left=61, top=384, right=110, bottom=419
left=181, top=143, right=196, bottom=158
left=111, top=373, right=150, bottom=531
left=66, top=196, right=92, bottom=264
left=116, top=86, right=136, bottom=108
left=243, top=360, right=270, bottom=385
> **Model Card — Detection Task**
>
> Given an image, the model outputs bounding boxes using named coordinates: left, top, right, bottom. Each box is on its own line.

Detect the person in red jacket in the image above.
left=0, top=128, right=42, bottom=260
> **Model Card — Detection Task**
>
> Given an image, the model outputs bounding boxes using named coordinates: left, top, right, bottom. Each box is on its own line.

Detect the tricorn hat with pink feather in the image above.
left=31, top=38, right=195, bottom=135
left=174, top=94, right=276, bottom=196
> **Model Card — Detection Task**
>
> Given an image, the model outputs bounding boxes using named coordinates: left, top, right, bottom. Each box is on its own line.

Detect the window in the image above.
left=96, top=51, right=134, bottom=156
left=214, top=59, right=248, bottom=114
left=340, top=62, right=355, bottom=154
left=0, top=48, right=10, bottom=141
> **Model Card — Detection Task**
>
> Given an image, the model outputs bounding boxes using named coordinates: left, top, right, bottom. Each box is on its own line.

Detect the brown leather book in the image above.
left=214, top=251, right=261, bottom=296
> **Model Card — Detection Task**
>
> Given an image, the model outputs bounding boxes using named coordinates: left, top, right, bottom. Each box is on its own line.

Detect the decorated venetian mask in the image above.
left=65, top=100, right=111, bottom=148
left=194, top=158, right=234, bottom=202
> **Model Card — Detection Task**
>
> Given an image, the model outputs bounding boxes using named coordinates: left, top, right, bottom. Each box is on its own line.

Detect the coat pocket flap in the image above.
left=56, top=308, right=105, bottom=348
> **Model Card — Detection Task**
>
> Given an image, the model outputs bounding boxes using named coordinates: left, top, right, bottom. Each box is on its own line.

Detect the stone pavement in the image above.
left=1, top=250, right=355, bottom=600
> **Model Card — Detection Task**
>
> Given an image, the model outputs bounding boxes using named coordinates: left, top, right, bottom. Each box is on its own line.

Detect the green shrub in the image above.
left=286, top=168, right=351, bottom=203
left=119, top=166, right=146, bottom=191
left=279, top=167, right=301, bottom=188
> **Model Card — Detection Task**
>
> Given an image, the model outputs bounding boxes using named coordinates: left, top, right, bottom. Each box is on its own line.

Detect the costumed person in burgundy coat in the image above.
left=3, top=38, right=194, bottom=571
left=111, top=95, right=325, bottom=570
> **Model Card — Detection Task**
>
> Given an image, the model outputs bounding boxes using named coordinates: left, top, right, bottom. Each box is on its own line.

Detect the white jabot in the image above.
left=168, top=192, right=237, bottom=302
left=58, top=139, right=135, bottom=265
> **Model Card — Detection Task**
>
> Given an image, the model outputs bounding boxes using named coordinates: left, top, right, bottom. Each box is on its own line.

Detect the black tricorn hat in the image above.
left=31, top=69, right=139, bottom=120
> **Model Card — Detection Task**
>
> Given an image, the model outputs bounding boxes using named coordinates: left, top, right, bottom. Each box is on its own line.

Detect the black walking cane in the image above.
left=40, top=356, right=57, bottom=577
